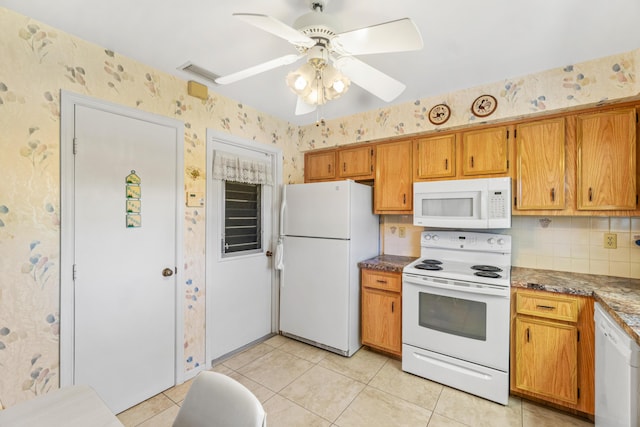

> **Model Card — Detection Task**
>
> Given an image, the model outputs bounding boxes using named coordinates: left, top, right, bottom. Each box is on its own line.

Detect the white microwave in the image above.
left=413, top=177, right=511, bottom=229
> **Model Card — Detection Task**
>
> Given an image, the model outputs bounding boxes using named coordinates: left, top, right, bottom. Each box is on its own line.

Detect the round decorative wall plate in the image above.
left=471, top=94, right=497, bottom=117
left=428, top=103, right=451, bottom=125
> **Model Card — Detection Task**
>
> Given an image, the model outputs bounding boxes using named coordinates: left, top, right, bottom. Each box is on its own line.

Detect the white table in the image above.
left=0, top=384, right=123, bottom=427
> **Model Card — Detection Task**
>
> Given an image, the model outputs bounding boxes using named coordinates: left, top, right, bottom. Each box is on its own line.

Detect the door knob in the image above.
left=162, top=268, right=174, bottom=277
left=265, top=251, right=273, bottom=257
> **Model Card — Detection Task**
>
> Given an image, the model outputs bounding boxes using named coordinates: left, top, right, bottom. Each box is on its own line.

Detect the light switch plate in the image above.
left=186, top=191, right=204, bottom=207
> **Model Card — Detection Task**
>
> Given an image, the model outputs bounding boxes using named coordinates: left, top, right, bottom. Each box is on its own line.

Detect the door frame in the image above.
left=205, top=129, right=282, bottom=365
left=59, top=91, right=185, bottom=387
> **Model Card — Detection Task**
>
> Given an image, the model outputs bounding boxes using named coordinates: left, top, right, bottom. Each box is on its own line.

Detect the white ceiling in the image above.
left=4, top=0, right=640, bottom=126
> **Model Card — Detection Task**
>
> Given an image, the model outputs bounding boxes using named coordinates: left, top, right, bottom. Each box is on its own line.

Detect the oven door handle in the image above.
left=403, top=274, right=509, bottom=298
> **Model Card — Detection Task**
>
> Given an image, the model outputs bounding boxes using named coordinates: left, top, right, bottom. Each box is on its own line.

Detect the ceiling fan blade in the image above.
left=295, top=97, right=316, bottom=116
left=333, top=56, right=406, bottom=102
left=215, top=54, right=304, bottom=85
left=233, top=13, right=315, bottom=48
left=332, top=18, right=423, bottom=55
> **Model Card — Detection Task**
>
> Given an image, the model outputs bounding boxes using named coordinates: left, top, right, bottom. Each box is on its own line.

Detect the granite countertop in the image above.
left=358, top=255, right=417, bottom=273
left=511, top=267, right=640, bottom=346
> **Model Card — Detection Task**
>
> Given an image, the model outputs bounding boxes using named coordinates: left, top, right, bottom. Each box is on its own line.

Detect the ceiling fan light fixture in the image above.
left=287, top=60, right=349, bottom=106
left=286, top=62, right=315, bottom=95
left=322, top=63, right=350, bottom=100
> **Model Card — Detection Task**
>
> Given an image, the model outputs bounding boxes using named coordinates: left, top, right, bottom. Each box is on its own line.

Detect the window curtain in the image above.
left=212, top=151, right=273, bottom=185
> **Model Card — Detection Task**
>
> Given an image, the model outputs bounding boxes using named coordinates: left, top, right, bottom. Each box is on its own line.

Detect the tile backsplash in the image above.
left=381, top=216, right=640, bottom=279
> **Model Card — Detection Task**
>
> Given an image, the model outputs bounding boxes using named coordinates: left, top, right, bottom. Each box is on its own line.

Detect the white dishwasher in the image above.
left=594, top=303, right=640, bottom=427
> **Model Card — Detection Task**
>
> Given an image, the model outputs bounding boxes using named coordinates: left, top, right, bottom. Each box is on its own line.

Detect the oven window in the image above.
left=418, top=292, right=487, bottom=341
left=422, top=198, right=473, bottom=217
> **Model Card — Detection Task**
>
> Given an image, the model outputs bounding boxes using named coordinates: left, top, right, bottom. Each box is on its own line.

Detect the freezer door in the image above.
left=280, top=236, right=351, bottom=352
left=283, top=181, right=351, bottom=239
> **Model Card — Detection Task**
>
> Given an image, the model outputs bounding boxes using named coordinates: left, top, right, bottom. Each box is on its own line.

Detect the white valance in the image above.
left=212, top=151, right=273, bottom=185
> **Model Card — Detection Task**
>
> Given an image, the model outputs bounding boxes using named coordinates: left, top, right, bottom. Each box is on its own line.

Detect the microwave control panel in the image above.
left=488, top=190, right=508, bottom=218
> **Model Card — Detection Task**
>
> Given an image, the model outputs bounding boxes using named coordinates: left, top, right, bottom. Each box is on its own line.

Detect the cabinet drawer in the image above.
left=361, top=270, right=401, bottom=292
left=516, top=291, right=578, bottom=322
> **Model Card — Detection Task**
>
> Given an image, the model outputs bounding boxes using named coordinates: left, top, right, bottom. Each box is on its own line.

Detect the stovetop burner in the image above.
left=471, top=265, right=503, bottom=273
left=474, top=271, right=502, bottom=279
left=415, top=264, right=443, bottom=271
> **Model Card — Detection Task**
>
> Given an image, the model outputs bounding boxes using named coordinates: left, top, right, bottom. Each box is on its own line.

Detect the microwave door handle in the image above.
left=480, top=191, right=488, bottom=220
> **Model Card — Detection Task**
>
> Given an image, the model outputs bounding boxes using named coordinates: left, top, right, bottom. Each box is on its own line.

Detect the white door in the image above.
left=206, top=131, right=281, bottom=361
left=71, top=103, right=181, bottom=413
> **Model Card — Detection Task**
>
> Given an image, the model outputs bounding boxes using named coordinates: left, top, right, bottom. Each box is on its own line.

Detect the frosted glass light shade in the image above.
left=286, top=61, right=350, bottom=105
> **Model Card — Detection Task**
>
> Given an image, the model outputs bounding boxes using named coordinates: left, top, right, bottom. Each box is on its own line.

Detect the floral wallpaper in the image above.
left=0, top=6, right=302, bottom=408
left=0, top=5, right=639, bottom=410
left=298, top=49, right=639, bottom=148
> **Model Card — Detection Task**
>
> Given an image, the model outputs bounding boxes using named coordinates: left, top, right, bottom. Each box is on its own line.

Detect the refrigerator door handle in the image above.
left=279, top=185, right=287, bottom=237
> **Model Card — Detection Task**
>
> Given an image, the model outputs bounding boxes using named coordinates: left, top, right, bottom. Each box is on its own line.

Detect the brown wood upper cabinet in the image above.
left=413, top=134, right=456, bottom=180
left=337, top=144, right=375, bottom=180
left=461, top=126, right=509, bottom=176
left=515, top=118, right=566, bottom=210
left=304, top=150, right=336, bottom=182
left=375, top=140, right=412, bottom=213
left=577, top=107, right=637, bottom=210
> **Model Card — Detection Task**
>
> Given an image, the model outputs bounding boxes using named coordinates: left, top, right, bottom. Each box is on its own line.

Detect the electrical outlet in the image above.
left=604, top=233, right=617, bottom=249
left=398, top=227, right=406, bottom=238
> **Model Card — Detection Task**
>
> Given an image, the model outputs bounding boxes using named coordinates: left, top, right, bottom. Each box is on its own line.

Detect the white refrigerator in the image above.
left=278, top=180, right=379, bottom=357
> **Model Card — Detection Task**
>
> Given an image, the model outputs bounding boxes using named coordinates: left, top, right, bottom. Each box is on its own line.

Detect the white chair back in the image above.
left=172, top=371, right=266, bottom=427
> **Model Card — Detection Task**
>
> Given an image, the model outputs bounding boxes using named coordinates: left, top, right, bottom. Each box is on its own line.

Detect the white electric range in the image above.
left=402, top=230, right=512, bottom=405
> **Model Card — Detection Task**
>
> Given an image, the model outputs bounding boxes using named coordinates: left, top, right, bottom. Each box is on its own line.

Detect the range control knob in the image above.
left=432, top=235, right=439, bottom=241
left=488, top=237, right=496, bottom=245
left=497, top=238, right=505, bottom=245
left=424, top=234, right=432, bottom=240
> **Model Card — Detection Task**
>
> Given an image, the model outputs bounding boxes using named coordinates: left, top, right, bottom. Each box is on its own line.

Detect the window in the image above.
left=223, top=181, right=261, bottom=255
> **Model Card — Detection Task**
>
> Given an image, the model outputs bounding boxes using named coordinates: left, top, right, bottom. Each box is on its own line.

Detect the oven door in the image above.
left=402, top=273, right=510, bottom=371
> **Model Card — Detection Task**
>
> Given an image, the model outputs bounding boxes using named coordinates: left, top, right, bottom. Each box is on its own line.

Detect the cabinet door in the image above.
left=338, top=145, right=374, bottom=179
left=514, top=317, right=578, bottom=404
left=461, top=126, right=509, bottom=176
left=375, top=140, right=412, bottom=213
left=361, top=287, right=402, bottom=355
left=413, top=134, right=456, bottom=180
left=305, top=150, right=336, bottom=182
left=516, top=118, right=565, bottom=210
left=577, top=108, right=637, bottom=209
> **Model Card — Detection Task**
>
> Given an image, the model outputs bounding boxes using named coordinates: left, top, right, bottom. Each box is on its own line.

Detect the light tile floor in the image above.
left=117, top=335, right=594, bottom=427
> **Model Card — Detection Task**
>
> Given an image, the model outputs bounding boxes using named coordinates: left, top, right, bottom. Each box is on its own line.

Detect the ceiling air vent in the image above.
left=179, top=62, right=220, bottom=85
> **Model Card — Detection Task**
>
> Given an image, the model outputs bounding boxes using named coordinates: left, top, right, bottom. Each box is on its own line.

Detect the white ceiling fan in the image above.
left=214, top=0, right=423, bottom=115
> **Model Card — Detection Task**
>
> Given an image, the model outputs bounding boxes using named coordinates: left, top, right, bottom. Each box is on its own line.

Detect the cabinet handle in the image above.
left=343, top=162, right=346, bottom=172
left=470, top=156, right=475, bottom=168
left=526, top=327, right=530, bottom=342
left=376, top=279, right=388, bottom=284
left=588, top=187, right=593, bottom=202
left=403, top=194, right=406, bottom=205
left=328, top=164, right=332, bottom=173
left=536, top=304, right=556, bottom=310
left=445, top=158, right=448, bottom=170
left=551, top=188, right=555, bottom=202
left=391, top=301, right=395, bottom=313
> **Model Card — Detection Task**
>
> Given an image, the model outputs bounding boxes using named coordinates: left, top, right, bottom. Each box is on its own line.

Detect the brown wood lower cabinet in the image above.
left=510, top=288, right=594, bottom=416
left=361, top=269, right=402, bottom=357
